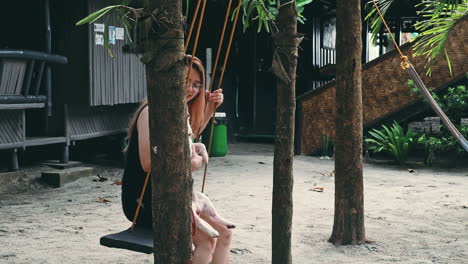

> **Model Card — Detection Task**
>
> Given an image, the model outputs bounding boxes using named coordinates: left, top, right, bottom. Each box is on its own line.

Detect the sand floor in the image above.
left=0, top=143, right=467, bottom=264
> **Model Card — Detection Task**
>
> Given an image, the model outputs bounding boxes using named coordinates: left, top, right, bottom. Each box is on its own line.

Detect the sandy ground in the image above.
left=0, top=143, right=467, bottom=264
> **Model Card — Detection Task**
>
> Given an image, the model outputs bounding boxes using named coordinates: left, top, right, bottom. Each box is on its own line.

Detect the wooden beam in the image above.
left=0, top=103, right=45, bottom=110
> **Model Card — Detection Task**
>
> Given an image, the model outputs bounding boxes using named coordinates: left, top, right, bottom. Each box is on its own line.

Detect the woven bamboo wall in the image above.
left=68, top=105, right=136, bottom=141
left=298, top=18, right=467, bottom=155
left=0, top=111, right=23, bottom=149
left=0, top=60, right=26, bottom=95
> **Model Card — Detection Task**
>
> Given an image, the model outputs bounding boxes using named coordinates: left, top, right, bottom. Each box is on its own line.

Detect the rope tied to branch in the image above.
left=370, top=0, right=468, bottom=152
left=271, top=33, right=304, bottom=85
left=370, top=0, right=410, bottom=69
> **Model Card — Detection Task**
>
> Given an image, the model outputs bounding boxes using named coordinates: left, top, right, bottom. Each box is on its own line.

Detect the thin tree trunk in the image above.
left=329, top=0, right=366, bottom=245
left=144, top=0, right=193, bottom=262
left=271, top=1, right=302, bottom=263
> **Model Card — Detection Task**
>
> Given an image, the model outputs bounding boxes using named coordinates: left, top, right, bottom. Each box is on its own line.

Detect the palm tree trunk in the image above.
left=271, top=1, right=302, bottom=263
left=144, top=0, right=193, bottom=262
left=329, top=0, right=366, bottom=245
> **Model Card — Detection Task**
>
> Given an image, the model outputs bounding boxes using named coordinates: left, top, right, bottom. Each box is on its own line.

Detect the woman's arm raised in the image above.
left=202, top=89, right=224, bottom=130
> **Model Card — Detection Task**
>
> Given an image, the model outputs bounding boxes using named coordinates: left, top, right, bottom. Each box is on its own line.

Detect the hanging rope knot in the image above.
left=400, top=55, right=410, bottom=70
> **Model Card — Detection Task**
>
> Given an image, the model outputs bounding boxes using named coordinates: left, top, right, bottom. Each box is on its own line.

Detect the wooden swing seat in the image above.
left=100, top=226, right=154, bottom=254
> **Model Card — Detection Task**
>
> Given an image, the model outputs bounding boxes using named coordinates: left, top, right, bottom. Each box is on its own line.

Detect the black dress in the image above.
left=121, top=127, right=153, bottom=228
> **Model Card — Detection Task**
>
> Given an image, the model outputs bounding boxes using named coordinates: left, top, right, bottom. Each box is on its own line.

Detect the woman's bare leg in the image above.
left=192, top=228, right=216, bottom=264
left=201, top=214, right=233, bottom=264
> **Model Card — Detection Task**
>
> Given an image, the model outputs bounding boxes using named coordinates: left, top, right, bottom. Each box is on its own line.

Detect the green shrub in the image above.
left=320, top=134, right=334, bottom=158
left=365, top=121, right=422, bottom=165
left=419, top=125, right=468, bottom=165
left=439, top=85, right=468, bottom=123
left=408, top=80, right=468, bottom=158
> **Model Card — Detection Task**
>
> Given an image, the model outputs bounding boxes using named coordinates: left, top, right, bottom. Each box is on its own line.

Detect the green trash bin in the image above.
left=202, top=112, right=228, bottom=157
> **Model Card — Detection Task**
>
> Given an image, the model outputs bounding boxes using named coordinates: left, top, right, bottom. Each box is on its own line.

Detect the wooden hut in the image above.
left=0, top=0, right=146, bottom=171
left=52, top=0, right=146, bottom=141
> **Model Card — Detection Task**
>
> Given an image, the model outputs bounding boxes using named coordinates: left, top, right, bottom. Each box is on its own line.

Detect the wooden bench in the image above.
left=0, top=49, right=68, bottom=171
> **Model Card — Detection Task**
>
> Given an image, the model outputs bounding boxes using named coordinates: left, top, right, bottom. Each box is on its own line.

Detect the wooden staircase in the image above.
left=296, top=18, right=467, bottom=155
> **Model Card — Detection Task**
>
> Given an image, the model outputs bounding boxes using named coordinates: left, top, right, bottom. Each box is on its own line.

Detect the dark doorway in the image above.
left=0, top=0, right=47, bottom=51
left=236, top=29, right=276, bottom=139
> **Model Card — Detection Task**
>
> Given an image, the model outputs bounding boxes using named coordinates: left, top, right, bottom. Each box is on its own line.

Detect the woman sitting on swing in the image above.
left=121, top=55, right=231, bottom=263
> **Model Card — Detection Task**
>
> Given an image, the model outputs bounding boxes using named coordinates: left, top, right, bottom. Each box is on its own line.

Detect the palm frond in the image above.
left=364, top=0, right=396, bottom=44
left=413, top=1, right=468, bottom=75
left=422, top=0, right=466, bottom=16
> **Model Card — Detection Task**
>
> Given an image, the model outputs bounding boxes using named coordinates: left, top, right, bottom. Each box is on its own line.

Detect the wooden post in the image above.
left=10, top=148, right=19, bottom=171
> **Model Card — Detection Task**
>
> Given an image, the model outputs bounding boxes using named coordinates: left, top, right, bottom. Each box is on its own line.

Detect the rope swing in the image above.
left=100, top=1, right=243, bottom=253
left=201, top=0, right=242, bottom=193
left=130, top=0, right=242, bottom=230
left=370, top=0, right=468, bottom=152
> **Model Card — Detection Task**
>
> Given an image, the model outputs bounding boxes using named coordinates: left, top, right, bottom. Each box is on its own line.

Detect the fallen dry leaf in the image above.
left=310, top=187, right=324, bottom=192
left=112, top=181, right=122, bottom=186
left=96, top=197, right=111, bottom=203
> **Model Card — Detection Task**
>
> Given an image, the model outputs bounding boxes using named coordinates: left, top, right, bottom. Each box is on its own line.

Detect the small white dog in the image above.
left=188, top=120, right=236, bottom=238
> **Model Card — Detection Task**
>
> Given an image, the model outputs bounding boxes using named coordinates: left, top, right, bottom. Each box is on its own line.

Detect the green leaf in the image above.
left=76, top=5, right=126, bottom=26
left=444, top=48, right=453, bottom=76
left=239, top=0, right=314, bottom=33
left=297, top=0, right=314, bottom=8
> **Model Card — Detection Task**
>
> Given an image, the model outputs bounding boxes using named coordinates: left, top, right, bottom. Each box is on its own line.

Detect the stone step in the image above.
left=42, top=160, right=84, bottom=170
left=41, top=167, right=95, bottom=188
